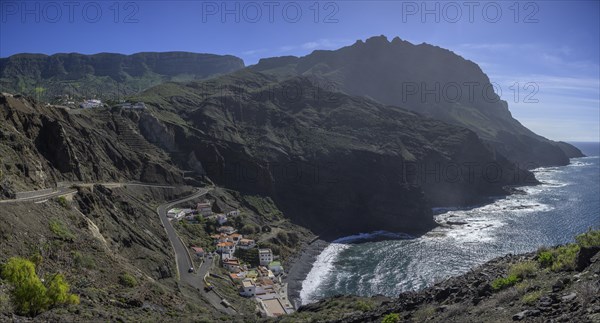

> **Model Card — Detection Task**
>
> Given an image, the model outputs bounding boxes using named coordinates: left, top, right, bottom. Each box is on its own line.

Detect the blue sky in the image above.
left=1, top=0, right=598, bottom=141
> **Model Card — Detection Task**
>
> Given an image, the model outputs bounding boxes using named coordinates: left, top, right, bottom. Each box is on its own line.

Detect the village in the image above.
left=47, top=94, right=147, bottom=110
left=167, top=200, right=295, bottom=318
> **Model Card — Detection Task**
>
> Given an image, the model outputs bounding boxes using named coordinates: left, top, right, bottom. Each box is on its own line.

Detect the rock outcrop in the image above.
left=0, top=93, right=183, bottom=191
left=133, top=71, right=533, bottom=238
left=251, top=35, right=585, bottom=167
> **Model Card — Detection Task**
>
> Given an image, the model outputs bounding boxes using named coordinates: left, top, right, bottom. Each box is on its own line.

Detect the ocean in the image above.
left=300, top=143, right=600, bottom=305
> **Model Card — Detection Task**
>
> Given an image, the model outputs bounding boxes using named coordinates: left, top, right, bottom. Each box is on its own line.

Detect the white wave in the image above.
left=333, top=230, right=413, bottom=243
left=299, top=243, right=349, bottom=305
left=568, top=161, right=594, bottom=167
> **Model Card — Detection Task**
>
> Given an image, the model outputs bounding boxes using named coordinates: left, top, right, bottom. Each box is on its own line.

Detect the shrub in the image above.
left=508, top=261, right=538, bottom=279
left=46, top=274, right=79, bottom=306
left=119, top=273, right=137, bottom=288
left=56, top=196, right=70, bottom=209
left=1, top=257, right=78, bottom=316
left=412, top=305, right=436, bottom=322
left=537, top=250, right=555, bottom=268
left=234, top=248, right=259, bottom=267
left=522, top=290, right=542, bottom=305
left=491, top=274, right=520, bottom=291
left=551, top=244, right=580, bottom=271
left=382, top=313, right=400, bottom=323
left=353, top=300, right=373, bottom=312
left=49, top=220, right=75, bottom=242
left=575, top=229, right=600, bottom=248
left=29, top=252, right=43, bottom=267
left=72, top=251, right=96, bottom=269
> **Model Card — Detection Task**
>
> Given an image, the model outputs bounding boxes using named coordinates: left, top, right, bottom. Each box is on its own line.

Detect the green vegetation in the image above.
left=72, top=251, right=96, bottom=269
left=508, top=260, right=538, bottom=279
left=353, top=300, right=374, bottom=312
left=234, top=248, right=259, bottom=267
left=491, top=274, right=520, bottom=291
left=537, top=243, right=580, bottom=271
left=0, top=257, right=79, bottom=316
left=49, top=219, right=75, bottom=242
left=536, top=230, right=600, bottom=271
left=522, top=290, right=543, bottom=305
left=551, top=244, right=580, bottom=271
left=412, top=305, right=436, bottom=321
left=175, top=220, right=214, bottom=251
left=118, top=273, right=138, bottom=288
left=243, top=195, right=283, bottom=221
left=56, top=196, right=70, bottom=209
left=575, top=229, right=600, bottom=248
left=537, top=250, right=555, bottom=268
left=382, top=313, right=400, bottom=323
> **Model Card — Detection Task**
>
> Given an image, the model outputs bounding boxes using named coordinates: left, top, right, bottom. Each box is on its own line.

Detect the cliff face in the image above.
left=0, top=52, right=245, bottom=100
left=132, top=71, right=532, bottom=238
left=0, top=94, right=182, bottom=193
left=251, top=36, right=584, bottom=167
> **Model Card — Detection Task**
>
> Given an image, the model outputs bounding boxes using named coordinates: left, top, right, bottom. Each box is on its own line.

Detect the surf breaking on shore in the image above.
left=295, top=157, right=598, bottom=305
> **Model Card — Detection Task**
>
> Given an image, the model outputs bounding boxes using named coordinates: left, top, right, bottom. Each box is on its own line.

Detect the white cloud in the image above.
left=242, top=48, right=268, bottom=56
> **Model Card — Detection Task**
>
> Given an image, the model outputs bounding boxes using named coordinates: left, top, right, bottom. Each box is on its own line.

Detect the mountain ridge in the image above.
left=0, top=51, right=245, bottom=100
left=250, top=35, right=584, bottom=168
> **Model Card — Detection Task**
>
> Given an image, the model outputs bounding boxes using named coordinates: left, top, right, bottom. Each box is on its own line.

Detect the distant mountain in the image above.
left=250, top=35, right=584, bottom=167
left=0, top=52, right=244, bottom=101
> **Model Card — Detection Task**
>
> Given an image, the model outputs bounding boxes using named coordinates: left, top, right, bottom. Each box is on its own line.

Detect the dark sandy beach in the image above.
left=284, top=239, right=330, bottom=309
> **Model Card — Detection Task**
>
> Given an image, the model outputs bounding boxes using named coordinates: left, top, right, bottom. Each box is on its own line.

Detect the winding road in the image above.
left=3, top=183, right=237, bottom=315
left=156, top=188, right=237, bottom=315
left=0, top=182, right=177, bottom=204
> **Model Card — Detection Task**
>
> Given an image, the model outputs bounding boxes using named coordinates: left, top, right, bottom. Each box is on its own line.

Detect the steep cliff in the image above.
left=0, top=93, right=183, bottom=193
left=132, top=71, right=532, bottom=238
left=250, top=36, right=584, bottom=167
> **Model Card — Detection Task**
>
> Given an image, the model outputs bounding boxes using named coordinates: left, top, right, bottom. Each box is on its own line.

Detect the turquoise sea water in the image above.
left=300, top=146, right=600, bottom=305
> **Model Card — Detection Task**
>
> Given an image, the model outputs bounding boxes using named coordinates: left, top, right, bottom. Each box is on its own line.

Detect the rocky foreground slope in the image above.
left=282, top=231, right=600, bottom=323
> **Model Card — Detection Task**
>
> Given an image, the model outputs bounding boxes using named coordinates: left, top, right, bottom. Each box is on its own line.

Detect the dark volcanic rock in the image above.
left=576, top=246, right=600, bottom=271
left=0, top=94, right=183, bottom=190
left=138, top=72, right=531, bottom=238
left=251, top=35, right=584, bottom=167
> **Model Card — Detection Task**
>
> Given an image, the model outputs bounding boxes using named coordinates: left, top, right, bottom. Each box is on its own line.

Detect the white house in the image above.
left=191, top=247, right=205, bottom=258
left=240, top=279, right=255, bottom=297
left=216, top=214, right=228, bottom=225
left=259, top=249, right=273, bottom=266
left=217, top=226, right=235, bottom=234
left=238, top=238, right=256, bottom=250
left=217, top=241, right=235, bottom=254
left=80, top=99, right=102, bottom=109
left=229, top=233, right=242, bottom=245
left=227, top=209, right=240, bottom=216
left=197, top=202, right=213, bottom=217
left=223, top=258, right=241, bottom=272
left=268, top=261, right=283, bottom=275
left=167, top=208, right=185, bottom=219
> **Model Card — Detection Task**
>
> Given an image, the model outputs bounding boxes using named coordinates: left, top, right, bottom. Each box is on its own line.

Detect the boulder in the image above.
left=561, top=292, right=577, bottom=302
left=576, top=246, right=600, bottom=271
